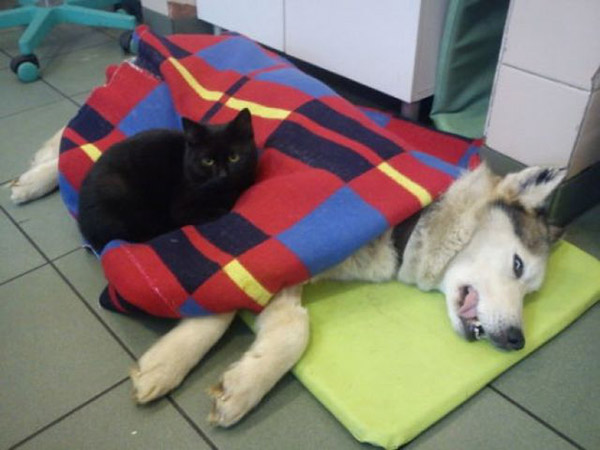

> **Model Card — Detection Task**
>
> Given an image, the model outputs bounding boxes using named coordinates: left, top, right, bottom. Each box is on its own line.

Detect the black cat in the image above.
left=78, top=108, right=258, bottom=252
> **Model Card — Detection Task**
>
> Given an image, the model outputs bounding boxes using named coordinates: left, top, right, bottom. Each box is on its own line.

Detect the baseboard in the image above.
left=141, top=7, right=213, bottom=35
left=549, top=161, right=600, bottom=226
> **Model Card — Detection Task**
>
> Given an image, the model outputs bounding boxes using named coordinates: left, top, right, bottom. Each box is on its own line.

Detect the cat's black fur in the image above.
left=78, top=108, right=258, bottom=252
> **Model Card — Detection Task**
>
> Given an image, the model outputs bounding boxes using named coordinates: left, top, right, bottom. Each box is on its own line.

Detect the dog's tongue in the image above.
left=459, top=287, right=479, bottom=319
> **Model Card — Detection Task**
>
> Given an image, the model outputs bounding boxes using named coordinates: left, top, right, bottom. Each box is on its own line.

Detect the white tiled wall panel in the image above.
left=502, top=0, right=600, bottom=90
left=486, top=65, right=589, bottom=167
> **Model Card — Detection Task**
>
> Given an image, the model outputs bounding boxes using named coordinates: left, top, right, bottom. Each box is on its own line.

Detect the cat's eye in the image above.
left=201, top=158, right=215, bottom=167
left=228, top=154, right=240, bottom=163
left=513, top=254, right=524, bottom=279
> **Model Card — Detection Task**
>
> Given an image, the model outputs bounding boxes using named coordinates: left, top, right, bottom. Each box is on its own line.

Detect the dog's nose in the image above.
left=506, top=327, right=525, bottom=350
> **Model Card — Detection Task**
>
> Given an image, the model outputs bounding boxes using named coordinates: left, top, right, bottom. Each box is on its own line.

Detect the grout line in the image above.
left=51, top=246, right=85, bottom=262
left=0, top=97, right=67, bottom=121
left=9, top=377, right=130, bottom=450
left=0, top=204, right=137, bottom=361
left=0, top=205, right=219, bottom=449
left=39, top=78, right=82, bottom=108
left=489, top=386, right=586, bottom=450
left=49, top=260, right=138, bottom=360
left=167, top=398, right=219, bottom=450
left=502, top=63, right=590, bottom=93
left=0, top=262, right=49, bottom=288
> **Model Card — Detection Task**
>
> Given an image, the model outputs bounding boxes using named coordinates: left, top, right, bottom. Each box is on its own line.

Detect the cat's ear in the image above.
left=229, top=108, right=253, bottom=139
left=181, top=117, right=209, bottom=143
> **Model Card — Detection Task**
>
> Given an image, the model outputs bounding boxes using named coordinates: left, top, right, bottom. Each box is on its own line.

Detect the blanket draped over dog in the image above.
left=58, top=26, right=480, bottom=318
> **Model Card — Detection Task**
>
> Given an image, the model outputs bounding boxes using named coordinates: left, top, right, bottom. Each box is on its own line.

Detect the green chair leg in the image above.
left=1, top=0, right=137, bottom=83
left=57, top=5, right=135, bottom=30
left=0, top=6, right=34, bottom=29
left=18, top=8, right=56, bottom=55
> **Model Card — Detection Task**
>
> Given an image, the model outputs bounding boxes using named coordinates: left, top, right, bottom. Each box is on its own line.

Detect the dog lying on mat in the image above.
left=11, top=130, right=565, bottom=426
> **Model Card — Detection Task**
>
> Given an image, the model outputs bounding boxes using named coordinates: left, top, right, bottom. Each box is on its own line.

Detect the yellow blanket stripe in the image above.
left=223, top=259, right=272, bottom=306
left=168, top=57, right=223, bottom=102
left=168, top=57, right=290, bottom=120
left=225, top=97, right=290, bottom=120
left=377, top=162, right=432, bottom=206
left=81, top=144, right=102, bottom=162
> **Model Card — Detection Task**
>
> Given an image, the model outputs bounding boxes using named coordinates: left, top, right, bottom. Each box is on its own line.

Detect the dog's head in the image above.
left=440, top=166, right=566, bottom=350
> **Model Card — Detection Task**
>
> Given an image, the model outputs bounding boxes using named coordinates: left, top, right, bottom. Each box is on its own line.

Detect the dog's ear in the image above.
left=495, top=166, right=567, bottom=211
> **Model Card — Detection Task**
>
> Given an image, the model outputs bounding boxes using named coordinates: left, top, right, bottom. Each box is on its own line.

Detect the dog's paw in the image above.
left=9, top=162, right=58, bottom=204
left=130, top=363, right=184, bottom=404
left=10, top=175, right=39, bottom=204
left=208, top=360, right=263, bottom=427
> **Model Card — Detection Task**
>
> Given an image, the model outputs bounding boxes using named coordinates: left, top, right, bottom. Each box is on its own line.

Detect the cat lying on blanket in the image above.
left=77, top=109, right=257, bottom=252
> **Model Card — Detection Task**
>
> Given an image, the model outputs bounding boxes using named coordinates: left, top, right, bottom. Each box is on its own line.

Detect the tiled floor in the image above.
left=1, top=21, right=599, bottom=450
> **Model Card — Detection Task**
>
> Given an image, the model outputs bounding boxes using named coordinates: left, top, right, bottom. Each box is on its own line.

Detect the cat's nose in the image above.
left=218, top=168, right=228, bottom=178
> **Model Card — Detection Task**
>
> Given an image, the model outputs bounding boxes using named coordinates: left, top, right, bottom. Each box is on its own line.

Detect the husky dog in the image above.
left=11, top=130, right=565, bottom=427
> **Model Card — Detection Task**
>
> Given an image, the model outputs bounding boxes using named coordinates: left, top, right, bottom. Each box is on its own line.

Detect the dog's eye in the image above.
left=513, top=254, right=524, bottom=278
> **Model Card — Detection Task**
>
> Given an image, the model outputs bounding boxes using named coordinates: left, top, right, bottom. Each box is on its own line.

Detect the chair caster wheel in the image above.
left=119, top=30, right=137, bottom=55
left=10, top=54, right=40, bottom=83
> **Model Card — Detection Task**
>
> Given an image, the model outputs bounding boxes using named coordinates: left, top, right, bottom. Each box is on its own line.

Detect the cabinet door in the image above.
left=196, top=0, right=284, bottom=51
left=285, top=0, right=444, bottom=102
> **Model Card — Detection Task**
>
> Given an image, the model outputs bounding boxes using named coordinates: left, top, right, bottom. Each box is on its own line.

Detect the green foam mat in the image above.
left=282, top=241, right=599, bottom=448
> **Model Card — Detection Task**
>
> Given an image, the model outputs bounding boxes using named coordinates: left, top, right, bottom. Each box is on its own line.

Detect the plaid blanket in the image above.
left=58, top=26, right=480, bottom=318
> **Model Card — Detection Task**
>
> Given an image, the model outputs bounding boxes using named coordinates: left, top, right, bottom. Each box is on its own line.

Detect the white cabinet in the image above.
left=196, top=0, right=448, bottom=103
left=197, top=0, right=285, bottom=51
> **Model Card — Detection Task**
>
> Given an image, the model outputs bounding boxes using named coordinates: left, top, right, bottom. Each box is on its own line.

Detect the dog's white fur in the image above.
left=12, top=135, right=565, bottom=426
left=10, top=128, right=64, bottom=204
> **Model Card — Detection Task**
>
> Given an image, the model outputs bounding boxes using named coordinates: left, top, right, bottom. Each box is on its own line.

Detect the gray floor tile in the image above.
left=0, top=24, right=113, bottom=60
left=16, top=382, right=211, bottom=450
left=0, top=206, right=45, bottom=283
left=0, top=190, right=83, bottom=260
left=405, top=388, right=575, bottom=450
left=54, top=248, right=176, bottom=358
left=170, top=320, right=374, bottom=450
left=0, top=68, right=62, bottom=118
left=0, top=99, right=78, bottom=184
left=0, top=265, right=133, bottom=448
left=70, top=90, right=93, bottom=106
left=41, top=40, right=127, bottom=96
left=492, top=303, right=600, bottom=449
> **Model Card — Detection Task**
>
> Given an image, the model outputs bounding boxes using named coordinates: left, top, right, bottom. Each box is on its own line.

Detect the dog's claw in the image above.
left=207, top=367, right=258, bottom=427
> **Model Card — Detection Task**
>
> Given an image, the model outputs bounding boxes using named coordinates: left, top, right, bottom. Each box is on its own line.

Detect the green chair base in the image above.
left=0, top=0, right=136, bottom=82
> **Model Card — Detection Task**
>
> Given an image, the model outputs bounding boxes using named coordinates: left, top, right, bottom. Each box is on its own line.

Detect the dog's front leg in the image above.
left=209, top=285, right=309, bottom=427
left=131, top=313, right=235, bottom=403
